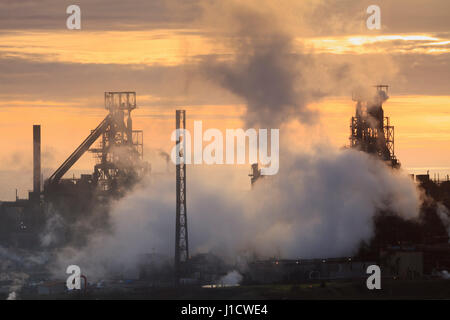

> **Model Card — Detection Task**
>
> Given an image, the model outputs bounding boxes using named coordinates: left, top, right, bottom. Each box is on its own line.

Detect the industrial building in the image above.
left=246, top=258, right=376, bottom=284
left=0, top=92, right=149, bottom=248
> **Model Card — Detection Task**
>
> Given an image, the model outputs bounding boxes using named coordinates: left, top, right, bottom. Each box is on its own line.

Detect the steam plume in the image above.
left=50, top=147, right=421, bottom=279
left=47, top=2, right=417, bottom=281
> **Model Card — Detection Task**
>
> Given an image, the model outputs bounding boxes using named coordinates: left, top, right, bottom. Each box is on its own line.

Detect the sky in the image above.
left=0, top=0, right=449, bottom=200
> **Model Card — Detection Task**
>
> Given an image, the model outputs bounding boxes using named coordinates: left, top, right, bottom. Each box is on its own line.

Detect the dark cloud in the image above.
left=0, top=0, right=201, bottom=31
left=0, top=0, right=448, bottom=116
left=1, top=0, right=449, bottom=35
left=0, top=54, right=239, bottom=108
left=310, top=52, right=450, bottom=97
left=302, top=0, right=450, bottom=36
left=393, top=53, right=450, bottom=95
left=0, top=49, right=448, bottom=114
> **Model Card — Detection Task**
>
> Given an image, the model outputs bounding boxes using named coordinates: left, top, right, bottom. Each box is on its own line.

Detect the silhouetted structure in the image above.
left=175, top=110, right=189, bottom=283
left=0, top=92, right=148, bottom=248
left=350, top=85, right=399, bottom=168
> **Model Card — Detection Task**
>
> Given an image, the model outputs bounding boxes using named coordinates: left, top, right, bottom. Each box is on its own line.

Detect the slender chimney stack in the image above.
left=33, top=125, right=41, bottom=194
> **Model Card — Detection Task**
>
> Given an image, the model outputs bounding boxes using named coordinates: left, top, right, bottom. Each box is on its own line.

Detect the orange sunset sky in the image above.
left=0, top=0, right=449, bottom=200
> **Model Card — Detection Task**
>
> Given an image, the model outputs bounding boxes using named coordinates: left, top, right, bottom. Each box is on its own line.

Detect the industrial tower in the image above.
left=175, top=110, right=189, bottom=282
left=350, top=85, right=400, bottom=168
left=91, top=92, right=144, bottom=195
left=45, top=92, right=146, bottom=197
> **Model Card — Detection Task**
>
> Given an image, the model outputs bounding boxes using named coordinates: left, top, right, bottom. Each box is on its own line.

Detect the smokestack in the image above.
left=33, top=125, right=41, bottom=194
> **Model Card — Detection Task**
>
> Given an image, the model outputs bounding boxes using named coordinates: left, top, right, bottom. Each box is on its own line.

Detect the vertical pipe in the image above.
left=33, top=125, right=41, bottom=194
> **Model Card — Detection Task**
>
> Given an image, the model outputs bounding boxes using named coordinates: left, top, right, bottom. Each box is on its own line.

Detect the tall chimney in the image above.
left=33, top=125, right=41, bottom=194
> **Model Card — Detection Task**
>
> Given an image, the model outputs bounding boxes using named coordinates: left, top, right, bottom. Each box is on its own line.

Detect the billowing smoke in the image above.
left=7, top=292, right=17, bottom=300
left=202, top=19, right=316, bottom=127
left=219, top=270, right=243, bottom=286
left=0, top=246, right=48, bottom=299
left=199, top=1, right=397, bottom=128
left=4, top=272, right=28, bottom=300
left=50, top=147, right=420, bottom=280
left=437, top=203, right=450, bottom=240
left=40, top=209, right=67, bottom=247
left=200, top=3, right=316, bottom=128
left=46, top=2, right=418, bottom=281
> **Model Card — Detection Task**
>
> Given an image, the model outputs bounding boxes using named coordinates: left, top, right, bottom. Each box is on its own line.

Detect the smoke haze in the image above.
left=49, top=146, right=421, bottom=280
left=198, top=0, right=398, bottom=128
left=38, top=1, right=421, bottom=280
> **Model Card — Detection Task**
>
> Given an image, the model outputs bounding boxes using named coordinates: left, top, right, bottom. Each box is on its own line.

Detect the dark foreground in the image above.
left=5, top=278, right=450, bottom=300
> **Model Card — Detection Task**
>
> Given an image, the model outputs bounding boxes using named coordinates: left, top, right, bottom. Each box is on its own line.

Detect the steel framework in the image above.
left=45, top=92, right=146, bottom=196
left=175, top=110, right=189, bottom=282
left=91, top=92, right=144, bottom=194
left=349, top=85, right=399, bottom=168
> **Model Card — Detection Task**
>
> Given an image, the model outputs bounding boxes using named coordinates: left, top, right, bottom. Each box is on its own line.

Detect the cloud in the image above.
left=197, top=1, right=402, bottom=127
left=0, top=55, right=238, bottom=107
left=0, top=0, right=201, bottom=31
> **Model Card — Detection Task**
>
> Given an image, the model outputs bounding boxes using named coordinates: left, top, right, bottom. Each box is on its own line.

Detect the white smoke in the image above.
left=437, top=203, right=450, bottom=241
left=199, top=1, right=398, bottom=128
left=40, top=209, right=67, bottom=247
left=439, top=270, right=450, bottom=280
left=6, top=292, right=16, bottom=300
left=0, top=246, right=50, bottom=299
left=0, top=269, right=29, bottom=301
left=51, top=146, right=421, bottom=280
left=48, top=1, right=416, bottom=281
left=219, top=270, right=243, bottom=286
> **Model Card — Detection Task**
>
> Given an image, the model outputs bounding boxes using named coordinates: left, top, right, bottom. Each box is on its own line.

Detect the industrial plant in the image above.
left=0, top=92, right=148, bottom=250
left=245, top=85, right=450, bottom=289
left=0, top=87, right=449, bottom=299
